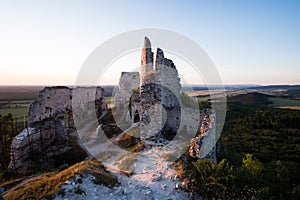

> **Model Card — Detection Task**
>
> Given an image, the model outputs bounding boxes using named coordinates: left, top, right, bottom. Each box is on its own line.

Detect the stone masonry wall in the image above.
left=114, top=72, right=140, bottom=110
left=114, top=37, right=216, bottom=161
left=9, top=86, right=107, bottom=169
left=141, top=36, right=154, bottom=85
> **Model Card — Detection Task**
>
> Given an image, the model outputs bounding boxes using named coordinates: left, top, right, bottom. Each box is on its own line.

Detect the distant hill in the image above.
left=0, top=85, right=117, bottom=101
left=183, top=84, right=262, bottom=91
left=228, top=92, right=271, bottom=106
left=249, top=85, right=300, bottom=91
left=101, top=85, right=116, bottom=97
left=248, top=85, right=300, bottom=99
left=185, top=84, right=300, bottom=92
left=0, top=86, right=44, bottom=101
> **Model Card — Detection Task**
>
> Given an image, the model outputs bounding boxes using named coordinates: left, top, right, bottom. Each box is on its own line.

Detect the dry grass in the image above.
left=119, top=154, right=139, bottom=175
left=3, top=160, right=118, bottom=200
left=277, top=106, right=300, bottom=110
left=117, top=126, right=142, bottom=151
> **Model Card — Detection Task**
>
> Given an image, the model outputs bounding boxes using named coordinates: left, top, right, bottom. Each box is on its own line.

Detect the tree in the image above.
left=242, top=153, right=263, bottom=176
left=0, top=113, right=15, bottom=169
left=192, top=159, right=234, bottom=198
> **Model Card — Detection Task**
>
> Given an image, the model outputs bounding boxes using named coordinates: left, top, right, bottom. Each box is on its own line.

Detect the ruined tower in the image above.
left=115, top=72, right=140, bottom=109
left=155, top=48, right=181, bottom=106
left=141, top=37, right=154, bottom=84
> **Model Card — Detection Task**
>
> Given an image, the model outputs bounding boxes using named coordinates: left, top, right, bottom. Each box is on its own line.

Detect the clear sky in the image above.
left=0, top=0, right=299, bottom=85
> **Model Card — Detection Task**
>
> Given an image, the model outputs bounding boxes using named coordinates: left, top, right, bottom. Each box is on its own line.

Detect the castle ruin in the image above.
left=114, top=37, right=216, bottom=161
left=9, top=86, right=107, bottom=169
left=114, top=37, right=182, bottom=142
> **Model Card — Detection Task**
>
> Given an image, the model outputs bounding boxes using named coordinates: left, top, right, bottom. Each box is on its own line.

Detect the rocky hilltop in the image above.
left=3, top=37, right=217, bottom=200
left=9, top=37, right=216, bottom=170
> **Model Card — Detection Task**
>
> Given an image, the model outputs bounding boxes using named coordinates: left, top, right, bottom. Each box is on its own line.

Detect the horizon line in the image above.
left=0, top=83, right=300, bottom=87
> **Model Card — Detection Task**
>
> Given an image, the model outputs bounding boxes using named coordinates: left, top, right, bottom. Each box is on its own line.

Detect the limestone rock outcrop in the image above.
left=9, top=86, right=107, bottom=169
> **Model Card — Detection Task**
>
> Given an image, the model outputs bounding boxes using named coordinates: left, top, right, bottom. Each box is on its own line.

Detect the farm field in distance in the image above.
left=183, top=85, right=300, bottom=111
left=269, top=97, right=300, bottom=108
left=0, top=86, right=43, bottom=124
left=1, top=85, right=300, bottom=118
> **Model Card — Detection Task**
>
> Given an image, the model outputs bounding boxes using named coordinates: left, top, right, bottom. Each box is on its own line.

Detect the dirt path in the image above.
left=57, top=119, right=191, bottom=199
left=54, top=147, right=191, bottom=200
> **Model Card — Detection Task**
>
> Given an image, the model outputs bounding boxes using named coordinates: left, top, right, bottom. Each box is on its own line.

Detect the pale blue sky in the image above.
left=0, top=0, right=299, bottom=85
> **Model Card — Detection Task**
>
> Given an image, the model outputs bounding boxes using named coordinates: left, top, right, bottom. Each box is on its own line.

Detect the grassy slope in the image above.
left=2, top=160, right=118, bottom=200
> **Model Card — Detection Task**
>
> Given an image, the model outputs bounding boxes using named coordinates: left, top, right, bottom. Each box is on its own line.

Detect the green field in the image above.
left=0, top=99, right=31, bottom=119
left=0, top=107, right=28, bottom=118
left=1, top=103, right=30, bottom=109
left=269, top=97, right=300, bottom=107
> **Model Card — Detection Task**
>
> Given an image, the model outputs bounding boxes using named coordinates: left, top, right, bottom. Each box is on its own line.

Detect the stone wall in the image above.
left=189, top=110, right=217, bottom=161
left=155, top=48, right=181, bottom=100
left=9, top=86, right=107, bottom=169
left=113, top=37, right=216, bottom=161
left=29, top=86, right=72, bottom=125
left=72, top=86, right=107, bottom=126
left=115, top=37, right=196, bottom=141
left=141, top=36, right=154, bottom=84
left=114, top=72, right=140, bottom=110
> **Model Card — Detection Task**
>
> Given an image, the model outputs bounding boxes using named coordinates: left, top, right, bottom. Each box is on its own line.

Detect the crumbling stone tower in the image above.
left=114, top=37, right=216, bottom=159
left=114, top=37, right=182, bottom=142
left=141, top=37, right=154, bottom=85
